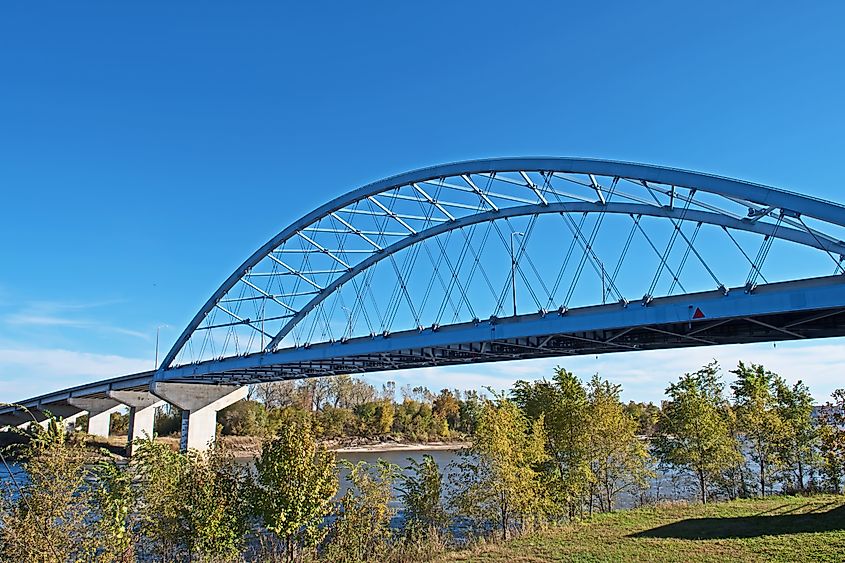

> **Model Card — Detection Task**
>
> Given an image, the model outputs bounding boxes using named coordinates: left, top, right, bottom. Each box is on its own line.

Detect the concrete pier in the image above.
left=107, top=390, right=164, bottom=455
left=150, top=382, right=247, bottom=451
left=68, top=397, right=121, bottom=438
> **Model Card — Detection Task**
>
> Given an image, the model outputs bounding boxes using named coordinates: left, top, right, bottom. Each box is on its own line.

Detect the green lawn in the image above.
left=436, top=494, right=845, bottom=562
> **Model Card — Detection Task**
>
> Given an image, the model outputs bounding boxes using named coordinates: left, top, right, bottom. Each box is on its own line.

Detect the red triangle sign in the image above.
left=692, top=307, right=705, bottom=319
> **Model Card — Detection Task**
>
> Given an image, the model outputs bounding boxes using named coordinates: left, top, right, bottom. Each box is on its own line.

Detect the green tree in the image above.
left=218, top=399, right=268, bottom=436
left=449, top=396, right=548, bottom=540
left=182, top=447, right=250, bottom=560
left=458, top=390, right=484, bottom=434
left=774, top=379, right=817, bottom=491
left=655, top=362, right=741, bottom=504
left=585, top=375, right=652, bottom=513
left=252, top=416, right=338, bottom=562
left=433, top=389, right=461, bottom=431
left=92, top=456, right=136, bottom=561
left=817, top=389, right=845, bottom=493
left=512, top=368, right=592, bottom=519
left=731, top=362, right=786, bottom=497
left=133, top=438, right=250, bottom=561
left=623, top=401, right=662, bottom=437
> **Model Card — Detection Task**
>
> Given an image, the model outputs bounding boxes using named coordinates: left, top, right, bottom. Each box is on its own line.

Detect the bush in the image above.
left=323, top=460, right=398, bottom=562
left=252, top=416, right=337, bottom=562
left=132, top=438, right=250, bottom=561
left=399, top=454, right=448, bottom=542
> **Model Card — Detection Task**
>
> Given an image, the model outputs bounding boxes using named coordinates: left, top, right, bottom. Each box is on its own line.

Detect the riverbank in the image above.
left=83, top=434, right=469, bottom=459
left=435, top=493, right=845, bottom=562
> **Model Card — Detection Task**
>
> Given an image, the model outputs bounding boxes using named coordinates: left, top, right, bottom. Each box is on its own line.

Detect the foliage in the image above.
left=584, top=375, right=653, bottom=513
left=731, top=361, right=787, bottom=497
left=252, top=416, right=338, bottom=561
left=92, top=455, right=136, bottom=561
left=181, top=446, right=250, bottom=560
left=0, top=419, right=99, bottom=562
left=399, top=454, right=448, bottom=540
left=154, top=405, right=182, bottom=437
left=512, top=368, right=592, bottom=519
left=449, top=395, right=549, bottom=540
left=132, top=438, right=250, bottom=561
left=623, top=400, right=662, bottom=437
left=110, top=411, right=130, bottom=436
left=219, top=399, right=268, bottom=437
left=774, top=379, right=817, bottom=492
left=655, top=361, right=742, bottom=504
left=816, top=388, right=845, bottom=493
left=323, top=459, right=399, bottom=563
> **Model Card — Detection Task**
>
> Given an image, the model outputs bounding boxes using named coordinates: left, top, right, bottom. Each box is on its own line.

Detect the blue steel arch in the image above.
left=160, top=157, right=845, bottom=373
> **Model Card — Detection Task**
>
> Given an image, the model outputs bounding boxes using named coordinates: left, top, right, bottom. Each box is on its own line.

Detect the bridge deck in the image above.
left=4, top=274, right=843, bottom=417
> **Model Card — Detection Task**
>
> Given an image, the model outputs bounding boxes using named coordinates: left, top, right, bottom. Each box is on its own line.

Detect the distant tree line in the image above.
left=206, top=375, right=484, bottom=443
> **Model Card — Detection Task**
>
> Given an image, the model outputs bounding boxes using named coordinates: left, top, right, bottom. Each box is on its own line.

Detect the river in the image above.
left=1, top=446, right=689, bottom=511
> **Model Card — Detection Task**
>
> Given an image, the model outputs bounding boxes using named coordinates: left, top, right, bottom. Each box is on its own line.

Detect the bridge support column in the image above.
left=107, top=390, right=164, bottom=455
left=0, top=412, right=44, bottom=431
left=68, top=398, right=121, bottom=438
left=150, top=382, right=247, bottom=452
left=36, top=403, right=86, bottom=432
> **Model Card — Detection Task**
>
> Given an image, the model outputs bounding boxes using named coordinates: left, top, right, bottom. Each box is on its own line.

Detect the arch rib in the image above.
left=159, top=158, right=845, bottom=372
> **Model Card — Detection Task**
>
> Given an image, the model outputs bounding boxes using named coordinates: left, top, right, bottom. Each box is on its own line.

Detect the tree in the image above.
left=449, top=396, right=548, bottom=540
left=254, top=380, right=303, bottom=409
left=623, top=401, right=662, bottom=437
left=180, top=447, right=251, bottom=560
left=731, top=362, right=786, bottom=497
left=585, top=375, right=652, bottom=513
left=512, top=368, right=592, bottom=519
left=457, top=390, right=484, bottom=434
left=774, top=379, right=817, bottom=491
left=655, top=362, right=741, bottom=504
left=433, top=389, right=461, bottom=431
left=252, top=416, right=338, bottom=562
left=218, top=399, right=268, bottom=436
left=399, top=454, right=448, bottom=540
left=817, top=389, right=845, bottom=493
left=324, top=460, right=398, bottom=562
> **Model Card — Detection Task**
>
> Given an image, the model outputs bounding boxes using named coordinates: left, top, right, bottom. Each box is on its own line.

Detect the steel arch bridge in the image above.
left=6, top=157, right=845, bottom=413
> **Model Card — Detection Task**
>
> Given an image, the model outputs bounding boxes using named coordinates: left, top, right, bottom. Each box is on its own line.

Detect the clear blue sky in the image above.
left=2, top=1, right=845, bottom=403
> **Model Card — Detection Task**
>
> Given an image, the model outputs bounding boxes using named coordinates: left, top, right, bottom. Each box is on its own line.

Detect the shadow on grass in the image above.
left=631, top=503, right=845, bottom=540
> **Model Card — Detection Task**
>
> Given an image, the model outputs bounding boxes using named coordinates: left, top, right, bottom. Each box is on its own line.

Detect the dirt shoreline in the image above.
left=331, top=441, right=469, bottom=453
left=86, top=435, right=469, bottom=459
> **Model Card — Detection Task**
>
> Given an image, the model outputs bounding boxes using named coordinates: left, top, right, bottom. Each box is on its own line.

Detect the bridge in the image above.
left=4, top=157, right=845, bottom=452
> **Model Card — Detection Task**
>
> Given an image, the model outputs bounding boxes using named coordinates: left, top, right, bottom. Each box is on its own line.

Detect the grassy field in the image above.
left=436, top=494, right=845, bottom=562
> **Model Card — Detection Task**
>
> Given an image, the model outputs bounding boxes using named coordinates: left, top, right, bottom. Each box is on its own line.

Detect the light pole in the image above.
left=154, top=324, right=169, bottom=369
left=510, top=231, right=524, bottom=317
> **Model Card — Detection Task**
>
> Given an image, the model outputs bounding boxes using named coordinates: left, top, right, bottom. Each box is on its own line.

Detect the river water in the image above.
left=1, top=447, right=689, bottom=511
